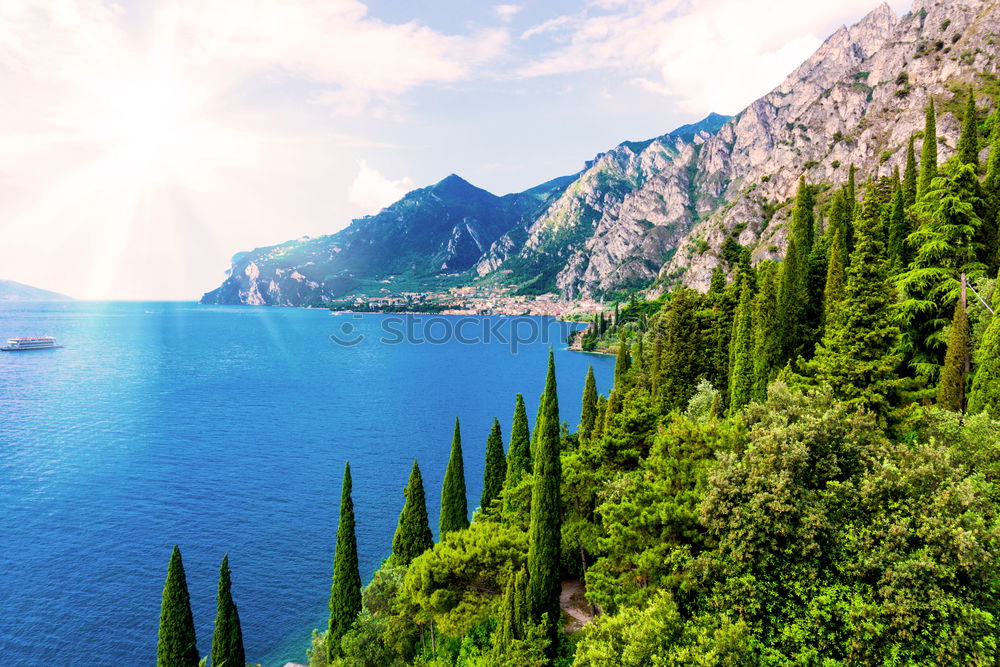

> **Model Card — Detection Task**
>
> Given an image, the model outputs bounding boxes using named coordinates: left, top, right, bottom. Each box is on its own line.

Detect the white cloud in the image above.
left=0, top=0, right=504, bottom=298
left=518, top=0, right=912, bottom=114
left=494, top=4, right=523, bottom=22
left=348, top=161, right=415, bottom=214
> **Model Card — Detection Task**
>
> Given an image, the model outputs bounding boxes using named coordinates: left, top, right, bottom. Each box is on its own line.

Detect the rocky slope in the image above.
left=653, top=0, right=1000, bottom=292
left=203, top=0, right=1000, bottom=305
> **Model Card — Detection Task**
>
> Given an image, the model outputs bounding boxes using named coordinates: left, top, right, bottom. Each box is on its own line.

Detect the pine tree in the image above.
left=937, top=289, right=970, bottom=412
left=579, top=366, right=598, bottom=443
left=727, top=281, right=754, bottom=414
left=918, top=100, right=938, bottom=200
left=752, top=262, right=782, bottom=401
left=440, top=418, right=469, bottom=535
left=887, top=180, right=908, bottom=272
left=811, top=184, right=900, bottom=416
left=210, top=554, right=245, bottom=667
left=968, top=277, right=1000, bottom=417
left=904, top=135, right=918, bottom=207
left=778, top=176, right=816, bottom=360
left=613, top=336, right=631, bottom=390
left=481, top=419, right=507, bottom=512
left=327, top=462, right=362, bottom=662
left=391, top=460, right=433, bottom=566
left=898, top=161, right=985, bottom=380
left=527, top=350, right=562, bottom=649
left=157, top=546, right=200, bottom=667
left=957, top=87, right=979, bottom=168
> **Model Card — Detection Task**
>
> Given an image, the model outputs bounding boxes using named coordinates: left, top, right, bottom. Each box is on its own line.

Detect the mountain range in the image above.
left=0, top=279, right=72, bottom=302
left=202, top=0, right=1000, bottom=307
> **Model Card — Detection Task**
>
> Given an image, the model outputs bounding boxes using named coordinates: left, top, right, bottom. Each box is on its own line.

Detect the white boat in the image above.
left=1, top=336, right=62, bottom=351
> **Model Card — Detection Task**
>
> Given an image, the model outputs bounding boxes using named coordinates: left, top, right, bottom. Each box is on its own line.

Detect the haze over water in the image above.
left=0, top=302, right=613, bottom=666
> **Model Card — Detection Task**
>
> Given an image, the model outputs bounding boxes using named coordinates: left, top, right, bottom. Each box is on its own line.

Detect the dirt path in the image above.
left=560, top=578, right=595, bottom=633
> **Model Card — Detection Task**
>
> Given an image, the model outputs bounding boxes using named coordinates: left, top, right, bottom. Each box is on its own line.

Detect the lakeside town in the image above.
left=327, top=282, right=607, bottom=317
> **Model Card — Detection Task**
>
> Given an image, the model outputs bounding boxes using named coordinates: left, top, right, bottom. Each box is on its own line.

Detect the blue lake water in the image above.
left=0, top=302, right=614, bottom=666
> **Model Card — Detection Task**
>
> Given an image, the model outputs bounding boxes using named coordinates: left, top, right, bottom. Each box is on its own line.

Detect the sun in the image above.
left=92, top=70, right=205, bottom=178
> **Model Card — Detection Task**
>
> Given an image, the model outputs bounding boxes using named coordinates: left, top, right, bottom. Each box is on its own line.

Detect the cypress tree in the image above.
left=811, top=184, right=900, bottom=416
left=493, top=569, right=529, bottom=657
left=327, top=462, right=362, bottom=662
left=613, top=336, right=630, bottom=390
left=904, top=135, right=918, bottom=207
left=157, top=546, right=200, bottom=667
left=937, top=291, right=970, bottom=412
left=968, top=278, right=1000, bottom=417
left=957, top=87, right=979, bottom=168
left=481, top=419, right=507, bottom=512
left=918, top=100, right=938, bottom=200
left=751, top=262, right=782, bottom=401
left=210, top=554, right=245, bottom=667
left=440, top=418, right=469, bottom=535
left=887, top=180, right=908, bottom=272
left=982, top=118, right=1000, bottom=271
left=728, top=281, right=754, bottom=414
left=391, top=460, right=433, bottom=566
left=504, top=394, right=531, bottom=493
left=656, top=289, right=709, bottom=411
left=579, top=366, right=598, bottom=443
left=527, top=350, right=562, bottom=649
left=778, top=176, right=816, bottom=360
left=823, top=189, right=850, bottom=326
left=592, top=394, right=608, bottom=443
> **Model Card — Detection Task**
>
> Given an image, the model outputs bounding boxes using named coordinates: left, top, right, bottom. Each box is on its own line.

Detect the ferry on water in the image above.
left=1, top=336, right=62, bottom=351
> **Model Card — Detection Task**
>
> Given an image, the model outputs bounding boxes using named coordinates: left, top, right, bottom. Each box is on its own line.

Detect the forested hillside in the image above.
left=160, top=91, right=1000, bottom=665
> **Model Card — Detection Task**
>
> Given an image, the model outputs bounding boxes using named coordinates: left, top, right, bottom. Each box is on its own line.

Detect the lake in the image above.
left=0, top=302, right=614, bottom=666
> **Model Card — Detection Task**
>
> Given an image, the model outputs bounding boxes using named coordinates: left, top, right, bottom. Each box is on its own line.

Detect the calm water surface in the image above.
left=0, top=302, right=613, bottom=666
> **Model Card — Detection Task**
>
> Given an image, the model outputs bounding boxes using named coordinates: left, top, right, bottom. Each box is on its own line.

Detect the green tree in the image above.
left=957, top=87, right=979, bottom=168
left=654, top=288, right=710, bottom=411
left=527, top=350, right=562, bottom=650
left=778, top=176, right=817, bottom=359
left=390, top=460, right=434, bottom=567
left=327, top=462, right=362, bottom=662
left=157, top=545, right=200, bottom=667
left=751, top=262, right=782, bottom=401
left=492, top=568, right=530, bottom=657
left=937, top=293, right=970, bottom=411
left=887, top=180, right=908, bottom=272
left=824, top=193, right=850, bottom=328
left=579, top=366, right=598, bottom=444
left=440, top=418, right=469, bottom=536
left=210, top=554, right=245, bottom=667
left=918, top=100, right=938, bottom=200
left=614, top=336, right=631, bottom=391
left=728, top=281, right=754, bottom=414
left=505, top=394, right=531, bottom=488
left=811, top=184, right=900, bottom=415
left=904, top=134, right=918, bottom=207
left=968, top=297, right=1000, bottom=417
left=480, top=418, right=507, bottom=513
left=898, top=161, right=984, bottom=380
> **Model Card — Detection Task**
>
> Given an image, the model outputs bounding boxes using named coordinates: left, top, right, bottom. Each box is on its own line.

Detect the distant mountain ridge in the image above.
left=0, top=280, right=72, bottom=301
left=203, top=0, right=1000, bottom=306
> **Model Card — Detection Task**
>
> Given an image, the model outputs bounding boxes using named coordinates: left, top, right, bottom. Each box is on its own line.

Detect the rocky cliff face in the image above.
left=203, top=0, right=1000, bottom=306
left=652, top=0, right=999, bottom=292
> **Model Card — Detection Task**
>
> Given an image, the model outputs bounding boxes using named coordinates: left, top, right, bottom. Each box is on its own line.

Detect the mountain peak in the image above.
left=428, top=173, right=495, bottom=199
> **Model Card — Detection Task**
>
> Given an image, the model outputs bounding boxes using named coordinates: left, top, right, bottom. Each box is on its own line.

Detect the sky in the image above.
left=0, top=0, right=911, bottom=300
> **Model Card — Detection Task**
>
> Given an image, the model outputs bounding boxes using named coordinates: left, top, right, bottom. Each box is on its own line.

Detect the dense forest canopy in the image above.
left=158, top=92, right=1000, bottom=666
